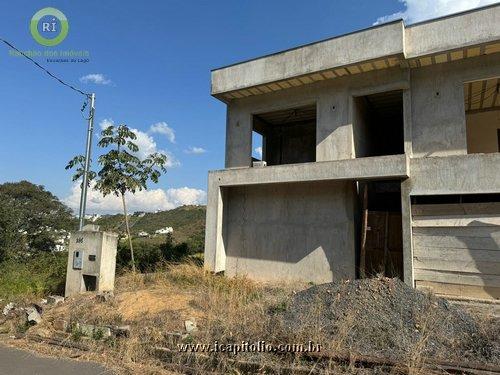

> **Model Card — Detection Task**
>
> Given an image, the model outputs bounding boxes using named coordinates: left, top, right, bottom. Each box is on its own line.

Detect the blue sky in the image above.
left=1, top=0, right=496, bottom=213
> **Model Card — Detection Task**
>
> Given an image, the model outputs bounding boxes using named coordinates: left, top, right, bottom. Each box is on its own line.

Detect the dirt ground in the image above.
left=1, top=265, right=499, bottom=374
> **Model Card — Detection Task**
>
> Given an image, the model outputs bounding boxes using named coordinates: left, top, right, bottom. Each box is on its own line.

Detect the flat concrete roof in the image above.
left=212, top=4, right=500, bottom=100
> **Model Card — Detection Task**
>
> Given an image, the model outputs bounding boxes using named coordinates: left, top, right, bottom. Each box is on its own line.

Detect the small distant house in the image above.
left=85, top=214, right=102, bottom=222
left=155, top=227, right=173, bottom=235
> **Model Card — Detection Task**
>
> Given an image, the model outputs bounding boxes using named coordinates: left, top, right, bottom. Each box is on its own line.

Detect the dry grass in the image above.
left=24, top=263, right=342, bottom=373
left=25, top=263, right=288, bottom=373
left=7, top=263, right=498, bottom=374
left=405, top=307, right=436, bottom=375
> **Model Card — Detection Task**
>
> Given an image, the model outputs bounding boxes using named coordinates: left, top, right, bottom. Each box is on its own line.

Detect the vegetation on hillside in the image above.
left=96, top=205, right=206, bottom=270
left=0, top=180, right=206, bottom=300
left=0, top=181, right=76, bottom=262
left=95, top=205, right=205, bottom=245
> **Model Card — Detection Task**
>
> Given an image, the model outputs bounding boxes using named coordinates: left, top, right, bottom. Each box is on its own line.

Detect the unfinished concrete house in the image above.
left=205, top=5, right=500, bottom=301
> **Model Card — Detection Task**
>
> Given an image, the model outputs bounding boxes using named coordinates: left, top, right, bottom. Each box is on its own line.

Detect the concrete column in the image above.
left=204, top=174, right=226, bottom=272
left=316, top=92, right=353, bottom=161
left=225, top=104, right=252, bottom=168
left=410, top=64, right=468, bottom=157
left=400, top=177, right=414, bottom=286
left=403, top=81, right=413, bottom=157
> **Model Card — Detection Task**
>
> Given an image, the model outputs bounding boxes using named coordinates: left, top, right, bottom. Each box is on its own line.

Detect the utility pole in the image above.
left=78, top=93, right=96, bottom=230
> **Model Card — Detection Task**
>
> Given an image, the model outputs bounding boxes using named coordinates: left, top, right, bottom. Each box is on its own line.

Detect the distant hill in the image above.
left=94, top=205, right=206, bottom=247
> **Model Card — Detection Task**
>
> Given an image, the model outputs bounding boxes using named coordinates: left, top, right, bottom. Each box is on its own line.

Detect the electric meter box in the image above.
left=65, top=225, right=118, bottom=297
left=72, top=250, right=84, bottom=269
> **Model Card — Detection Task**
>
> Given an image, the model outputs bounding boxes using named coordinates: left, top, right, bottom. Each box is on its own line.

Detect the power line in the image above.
left=2, top=37, right=97, bottom=231
left=0, top=37, right=90, bottom=97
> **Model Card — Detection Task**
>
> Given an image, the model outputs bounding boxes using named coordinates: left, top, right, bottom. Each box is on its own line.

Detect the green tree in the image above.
left=0, top=197, right=22, bottom=262
left=66, top=124, right=168, bottom=272
left=64, top=155, right=96, bottom=187
left=0, top=181, right=75, bottom=260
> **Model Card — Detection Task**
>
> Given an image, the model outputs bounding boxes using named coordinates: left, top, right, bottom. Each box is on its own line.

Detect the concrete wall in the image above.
left=409, top=63, right=467, bottom=157
left=212, top=5, right=500, bottom=95
left=224, top=181, right=356, bottom=283
left=210, top=41, right=500, bottom=286
left=408, top=153, right=500, bottom=196
left=226, top=102, right=252, bottom=168
left=352, top=96, right=373, bottom=158
left=264, top=121, right=316, bottom=165
left=404, top=6, right=500, bottom=58
left=65, top=230, right=118, bottom=297
left=65, top=231, right=102, bottom=296
left=98, top=232, right=118, bottom=292
left=466, top=109, right=500, bottom=153
left=205, top=155, right=408, bottom=276
left=225, top=67, right=409, bottom=168
left=410, top=53, right=500, bottom=157
left=224, top=47, right=500, bottom=164
left=212, top=21, right=404, bottom=95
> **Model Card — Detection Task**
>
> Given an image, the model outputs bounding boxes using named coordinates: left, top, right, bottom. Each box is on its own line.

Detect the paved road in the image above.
left=0, top=344, right=110, bottom=375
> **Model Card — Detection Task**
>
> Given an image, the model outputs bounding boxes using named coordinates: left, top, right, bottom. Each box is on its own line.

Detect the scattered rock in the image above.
left=79, top=323, right=112, bottom=338
left=26, top=306, right=42, bottom=325
left=3, top=302, right=15, bottom=316
left=96, top=291, right=114, bottom=303
left=47, top=295, right=65, bottom=306
left=113, top=325, right=131, bottom=338
left=284, top=277, right=500, bottom=365
left=184, top=318, right=197, bottom=333
left=53, top=319, right=68, bottom=332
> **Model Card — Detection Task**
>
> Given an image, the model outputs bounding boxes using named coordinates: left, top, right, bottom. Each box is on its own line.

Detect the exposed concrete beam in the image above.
left=210, top=154, right=409, bottom=187
left=405, top=5, right=500, bottom=58
left=211, top=4, right=500, bottom=98
left=211, top=21, right=405, bottom=95
left=409, top=154, right=500, bottom=195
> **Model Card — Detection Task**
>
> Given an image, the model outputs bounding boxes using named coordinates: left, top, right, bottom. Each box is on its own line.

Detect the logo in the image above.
left=30, top=7, right=69, bottom=47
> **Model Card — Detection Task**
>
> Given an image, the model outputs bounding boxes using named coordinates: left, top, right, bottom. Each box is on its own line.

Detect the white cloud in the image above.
left=254, top=147, right=262, bottom=158
left=97, top=118, right=179, bottom=167
left=374, top=0, right=498, bottom=25
left=132, top=128, right=160, bottom=159
left=149, top=122, right=175, bottom=143
left=184, top=146, right=206, bottom=154
left=130, top=128, right=179, bottom=167
left=63, top=182, right=206, bottom=214
left=99, top=118, right=114, bottom=130
left=165, top=187, right=207, bottom=208
left=79, top=73, right=112, bottom=85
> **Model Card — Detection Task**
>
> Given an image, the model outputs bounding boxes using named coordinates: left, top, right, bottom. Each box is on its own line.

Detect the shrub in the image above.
left=116, top=233, right=203, bottom=272
left=0, top=252, right=67, bottom=300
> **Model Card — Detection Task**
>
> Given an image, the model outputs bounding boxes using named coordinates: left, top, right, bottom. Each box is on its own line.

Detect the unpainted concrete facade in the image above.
left=224, top=181, right=356, bottom=283
left=205, top=5, right=500, bottom=291
left=65, top=225, right=118, bottom=297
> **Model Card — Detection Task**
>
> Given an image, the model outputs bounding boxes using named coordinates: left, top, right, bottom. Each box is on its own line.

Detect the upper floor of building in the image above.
left=210, top=4, right=500, bottom=170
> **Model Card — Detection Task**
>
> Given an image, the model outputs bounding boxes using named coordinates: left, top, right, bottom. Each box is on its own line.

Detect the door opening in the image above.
left=357, top=180, right=403, bottom=279
left=83, top=275, right=97, bottom=291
